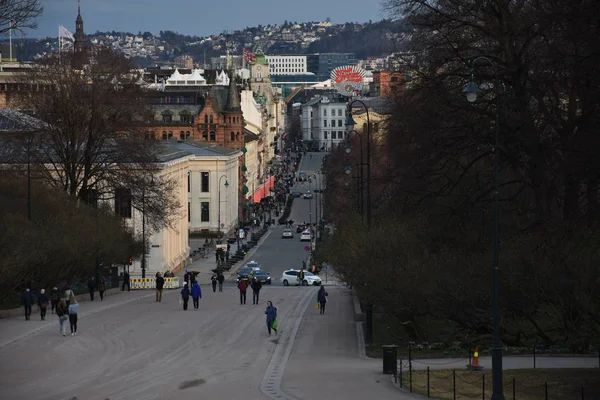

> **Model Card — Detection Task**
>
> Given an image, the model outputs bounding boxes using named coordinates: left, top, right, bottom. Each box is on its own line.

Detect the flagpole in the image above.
left=9, top=26, right=12, bottom=61
left=58, top=26, right=62, bottom=61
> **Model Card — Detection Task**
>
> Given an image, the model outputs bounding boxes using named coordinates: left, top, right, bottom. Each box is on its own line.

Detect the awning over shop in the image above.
left=250, top=175, right=275, bottom=203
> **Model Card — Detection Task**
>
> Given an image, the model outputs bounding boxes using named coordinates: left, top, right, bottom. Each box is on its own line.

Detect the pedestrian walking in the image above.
left=184, top=269, right=190, bottom=287
left=56, top=299, right=68, bottom=336
left=251, top=278, right=262, bottom=305
left=217, top=273, right=225, bottom=292
left=155, top=272, right=165, bottom=302
left=238, top=279, right=248, bottom=305
left=211, top=274, right=218, bottom=292
left=265, top=301, right=278, bottom=336
left=22, top=288, right=33, bottom=321
left=64, top=286, right=75, bottom=304
left=191, top=281, right=202, bottom=310
left=87, top=277, right=95, bottom=301
left=180, top=283, right=190, bottom=311
left=122, top=272, right=130, bottom=291
left=317, top=287, right=328, bottom=314
left=68, top=297, right=79, bottom=336
left=98, top=277, right=106, bottom=301
left=50, top=287, right=60, bottom=314
left=37, top=289, right=49, bottom=320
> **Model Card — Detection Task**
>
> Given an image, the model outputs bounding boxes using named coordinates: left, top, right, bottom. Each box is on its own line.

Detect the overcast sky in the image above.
left=27, top=0, right=387, bottom=38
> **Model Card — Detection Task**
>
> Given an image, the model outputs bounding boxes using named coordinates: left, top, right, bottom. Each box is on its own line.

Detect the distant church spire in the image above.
left=74, top=0, right=87, bottom=53
left=224, top=69, right=241, bottom=113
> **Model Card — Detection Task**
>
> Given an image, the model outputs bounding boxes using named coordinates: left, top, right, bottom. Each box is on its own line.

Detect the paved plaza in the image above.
left=1, top=152, right=596, bottom=400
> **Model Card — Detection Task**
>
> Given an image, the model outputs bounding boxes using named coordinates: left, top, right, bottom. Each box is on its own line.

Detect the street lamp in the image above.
left=344, top=130, right=364, bottom=216
left=218, top=174, right=229, bottom=237
left=463, top=56, right=504, bottom=400
left=141, top=175, right=154, bottom=280
left=345, top=100, right=371, bottom=229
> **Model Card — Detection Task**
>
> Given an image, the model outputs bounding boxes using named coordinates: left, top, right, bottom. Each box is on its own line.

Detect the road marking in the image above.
left=259, top=287, right=315, bottom=400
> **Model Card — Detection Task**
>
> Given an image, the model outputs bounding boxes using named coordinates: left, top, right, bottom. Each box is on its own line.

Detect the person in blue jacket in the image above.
left=191, top=281, right=202, bottom=310
left=180, top=283, right=190, bottom=311
left=265, top=301, right=278, bottom=336
left=22, top=288, right=34, bottom=320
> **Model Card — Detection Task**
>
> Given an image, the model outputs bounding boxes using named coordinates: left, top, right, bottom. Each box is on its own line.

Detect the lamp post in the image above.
left=218, top=174, right=230, bottom=237
left=344, top=131, right=364, bottom=216
left=141, top=185, right=146, bottom=279
left=345, top=100, right=371, bottom=229
left=463, top=56, right=504, bottom=400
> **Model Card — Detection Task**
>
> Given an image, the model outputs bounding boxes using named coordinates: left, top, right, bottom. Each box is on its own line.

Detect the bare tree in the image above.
left=15, top=47, right=181, bottom=232
left=0, top=0, right=42, bottom=36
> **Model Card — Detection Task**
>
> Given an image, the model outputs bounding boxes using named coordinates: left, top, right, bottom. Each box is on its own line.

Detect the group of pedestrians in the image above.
left=21, top=286, right=80, bottom=337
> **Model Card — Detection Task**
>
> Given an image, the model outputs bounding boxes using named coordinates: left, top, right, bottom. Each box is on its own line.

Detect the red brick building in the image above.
left=371, top=71, right=404, bottom=98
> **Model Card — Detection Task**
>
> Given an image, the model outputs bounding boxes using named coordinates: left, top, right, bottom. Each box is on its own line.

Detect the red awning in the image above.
left=251, top=175, right=275, bottom=203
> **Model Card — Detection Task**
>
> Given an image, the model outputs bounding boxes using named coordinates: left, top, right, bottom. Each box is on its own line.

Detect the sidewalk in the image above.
left=0, top=287, right=155, bottom=350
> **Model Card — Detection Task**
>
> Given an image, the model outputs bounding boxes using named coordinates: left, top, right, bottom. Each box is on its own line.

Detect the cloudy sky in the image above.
left=28, top=0, right=387, bottom=38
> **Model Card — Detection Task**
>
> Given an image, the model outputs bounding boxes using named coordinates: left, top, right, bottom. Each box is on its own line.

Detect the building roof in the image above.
left=224, top=71, right=241, bottom=113
left=0, top=108, right=47, bottom=132
left=351, top=97, right=393, bottom=115
left=157, top=141, right=241, bottom=162
left=243, top=129, right=259, bottom=143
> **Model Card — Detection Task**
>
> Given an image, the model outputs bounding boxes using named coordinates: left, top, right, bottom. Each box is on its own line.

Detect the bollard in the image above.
left=533, top=343, right=536, bottom=369
left=427, top=367, right=430, bottom=398
left=512, top=377, right=516, bottom=400
left=399, top=359, right=403, bottom=388
left=453, top=369, right=456, bottom=400
left=581, top=385, right=584, bottom=400
left=482, top=374, right=485, bottom=400
left=545, top=382, right=548, bottom=400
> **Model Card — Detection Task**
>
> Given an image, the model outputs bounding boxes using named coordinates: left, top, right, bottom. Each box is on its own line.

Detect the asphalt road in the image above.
left=241, top=152, right=326, bottom=285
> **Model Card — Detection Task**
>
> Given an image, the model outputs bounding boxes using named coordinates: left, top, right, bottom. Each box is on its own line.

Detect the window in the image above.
left=201, top=172, right=209, bottom=192
left=324, top=131, right=328, bottom=140
left=209, top=131, right=216, bottom=141
left=374, top=123, right=380, bottom=133
left=338, top=120, right=343, bottom=127
left=187, top=173, right=191, bottom=192
left=231, top=132, right=235, bottom=141
left=209, top=115, right=214, bottom=124
left=201, top=202, right=210, bottom=222
left=204, top=115, right=208, bottom=124
left=180, top=112, right=191, bottom=123
left=323, top=120, right=327, bottom=128
left=115, top=188, right=132, bottom=218
left=180, top=131, right=185, bottom=140
left=162, top=132, right=167, bottom=141
left=323, top=109, right=327, bottom=117
left=186, top=131, right=191, bottom=139
left=202, top=131, right=208, bottom=141
left=338, top=109, right=342, bottom=116
left=188, top=202, right=191, bottom=222
left=84, top=189, right=98, bottom=208
left=162, top=114, right=172, bottom=123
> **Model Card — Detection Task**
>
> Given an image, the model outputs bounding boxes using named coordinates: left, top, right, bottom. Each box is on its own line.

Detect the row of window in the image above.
left=323, top=131, right=345, bottom=140
left=143, top=131, right=242, bottom=142
left=323, top=109, right=345, bottom=117
left=324, top=120, right=345, bottom=128
left=163, top=114, right=242, bottom=124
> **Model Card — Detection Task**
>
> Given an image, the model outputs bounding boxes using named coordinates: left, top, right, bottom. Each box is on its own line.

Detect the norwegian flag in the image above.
left=243, top=48, right=255, bottom=64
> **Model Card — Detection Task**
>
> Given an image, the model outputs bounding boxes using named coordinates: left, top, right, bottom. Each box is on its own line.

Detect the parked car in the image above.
left=282, top=228, right=294, bottom=238
left=300, top=230, right=312, bottom=241
left=280, top=269, right=322, bottom=286
left=245, top=261, right=261, bottom=271
left=253, top=270, right=272, bottom=285
left=296, top=224, right=306, bottom=233
left=291, top=191, right=302, bottom=198
left=303, top=191, right=313, bottom=199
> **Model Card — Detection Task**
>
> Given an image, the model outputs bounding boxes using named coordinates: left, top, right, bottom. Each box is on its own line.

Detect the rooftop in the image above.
left=157, top=141, right=241, bottom=162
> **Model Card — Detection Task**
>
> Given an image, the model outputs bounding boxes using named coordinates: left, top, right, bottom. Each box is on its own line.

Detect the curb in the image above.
left=229, top=229, right=274, bottom=276
left=0, top=292, right=155, bottom=350
left=351, top=289, right=366, bottom=322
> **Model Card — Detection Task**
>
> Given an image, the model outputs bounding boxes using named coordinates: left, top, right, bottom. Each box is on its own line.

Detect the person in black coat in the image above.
left=37, top=289, right=49, bottom=320
left=22, top=288, right=33, bottom=320
left=180, top=283, right=190, bottom=311
left=88, top=277, right=96, bottom=301
left=251, top=278, right=262, bottom=305
left=217, top=273, right=225, bottom=292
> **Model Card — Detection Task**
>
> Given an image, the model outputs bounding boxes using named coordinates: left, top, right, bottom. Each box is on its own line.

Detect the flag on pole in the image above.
left=243, top=48, right=255, bottom=64
left=59, top=25, right=75, bottom=42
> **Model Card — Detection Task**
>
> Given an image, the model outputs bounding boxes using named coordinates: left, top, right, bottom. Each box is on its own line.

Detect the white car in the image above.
left=280, top=269, right=322, bottom=286
left=282, top=228, right=294, bottom=238
left=245, top=261, right=261, bottom=271
left=300, top=230, right=312, bottom=241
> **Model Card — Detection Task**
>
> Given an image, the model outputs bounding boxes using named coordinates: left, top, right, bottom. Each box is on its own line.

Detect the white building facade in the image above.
left=301, top=96, right=348, bottom=151
left=266, top=55, right=308, bottom=76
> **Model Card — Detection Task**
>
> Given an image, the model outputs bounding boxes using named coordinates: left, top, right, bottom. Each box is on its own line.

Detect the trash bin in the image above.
left=382, top=345, right=398, bottom=374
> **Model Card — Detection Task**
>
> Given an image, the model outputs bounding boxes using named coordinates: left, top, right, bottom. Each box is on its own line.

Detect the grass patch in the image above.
left=402, top=368, right=600, bottom=400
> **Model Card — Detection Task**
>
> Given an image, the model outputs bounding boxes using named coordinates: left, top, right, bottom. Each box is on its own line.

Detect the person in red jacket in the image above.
left=238, top=279, right=248, bottom=305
